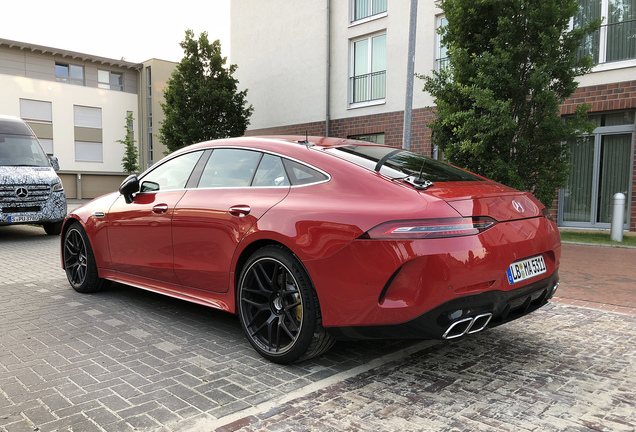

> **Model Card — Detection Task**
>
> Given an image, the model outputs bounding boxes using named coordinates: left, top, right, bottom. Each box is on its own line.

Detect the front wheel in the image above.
left=237, top=246, right=334, bottom=364
left=63, top=222, right=108, bottom=293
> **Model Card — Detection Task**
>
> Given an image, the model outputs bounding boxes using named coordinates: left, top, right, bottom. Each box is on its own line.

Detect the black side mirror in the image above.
left=49, top=156, right=60, bottom=171
left=119, top=175, right=140, bottom=204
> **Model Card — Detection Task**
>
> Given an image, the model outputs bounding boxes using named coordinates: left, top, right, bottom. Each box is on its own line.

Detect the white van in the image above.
left=0, top=115, right=67, bottom=235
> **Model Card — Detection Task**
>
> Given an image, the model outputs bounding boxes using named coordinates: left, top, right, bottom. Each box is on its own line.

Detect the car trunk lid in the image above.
left=422, top=181, right=542, bottom=222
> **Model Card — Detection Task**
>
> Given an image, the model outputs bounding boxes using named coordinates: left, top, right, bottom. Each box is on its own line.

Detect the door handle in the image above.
left=228, top=205, right=251, bottom=217
left=152, top=204, right=169, bottom=214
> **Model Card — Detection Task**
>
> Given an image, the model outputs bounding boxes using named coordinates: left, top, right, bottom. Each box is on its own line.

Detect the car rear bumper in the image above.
left=326, top=270, right=559, bottom=341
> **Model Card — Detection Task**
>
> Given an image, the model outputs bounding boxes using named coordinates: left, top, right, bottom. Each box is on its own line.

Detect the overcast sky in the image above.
left=2, top=0, right=230, bottom=63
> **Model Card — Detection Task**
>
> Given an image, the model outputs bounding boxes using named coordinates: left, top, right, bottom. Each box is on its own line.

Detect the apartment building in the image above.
left=230, top=1, right=636, bottom=232
left=0, top=38, right=175, bottom=198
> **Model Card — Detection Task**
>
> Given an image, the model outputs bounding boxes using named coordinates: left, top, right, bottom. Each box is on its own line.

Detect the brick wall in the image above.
left=246, top=80, right=636, bottom=231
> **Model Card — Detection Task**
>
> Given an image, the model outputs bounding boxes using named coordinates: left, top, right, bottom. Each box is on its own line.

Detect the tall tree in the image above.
left=422, top=0, right=601, bottom=207
left=159, top=30, right=253, bottom=154
left=119, top=112, right=140, bottom=174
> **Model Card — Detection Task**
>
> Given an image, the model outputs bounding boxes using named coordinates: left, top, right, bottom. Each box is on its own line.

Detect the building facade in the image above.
left=230, top=1, right=636, bottom=232
left=0, top=39, right=175, bottom=199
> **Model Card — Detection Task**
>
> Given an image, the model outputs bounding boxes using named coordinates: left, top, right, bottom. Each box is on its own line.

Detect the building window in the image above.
left=559, top=111, right=635, bottom=228
left=98, top=70, right=124, bottom=91
left=74, top=106, right=103, bottom=162
left=146, top=66, right=154, bottom=166
left=351, top=0, right=387, bottom=23
left=20, top=99, right=54, bottom=154
left=350, top=33, right=386, bottom=105
left=435, top=15, right=449, bottom=71
left=55, top=63, right=84, bottom=85
left=349, top=133, right=385, bottom=144
left=574, top=0, right=636, bottom=64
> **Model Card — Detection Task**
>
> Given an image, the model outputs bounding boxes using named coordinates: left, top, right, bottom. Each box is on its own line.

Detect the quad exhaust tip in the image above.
left=443, top=313, right=493, bottom=340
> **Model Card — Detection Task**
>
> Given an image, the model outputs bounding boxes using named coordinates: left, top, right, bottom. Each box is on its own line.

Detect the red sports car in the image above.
left=61, top=136, right=561, bottom=363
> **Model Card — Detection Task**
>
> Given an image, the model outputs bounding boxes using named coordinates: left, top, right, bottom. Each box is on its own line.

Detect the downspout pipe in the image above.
left=326, top=0, right=331, bottom=137
left=402, top=0, right=418, bottom=150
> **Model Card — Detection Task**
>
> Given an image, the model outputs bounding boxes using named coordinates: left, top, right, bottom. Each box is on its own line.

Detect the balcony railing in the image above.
left=350, top=70, right=386, bottom=104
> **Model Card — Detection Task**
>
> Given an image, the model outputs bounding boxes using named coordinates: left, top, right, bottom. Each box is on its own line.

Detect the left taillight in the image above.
left=360, top=217, right=497, bottom=240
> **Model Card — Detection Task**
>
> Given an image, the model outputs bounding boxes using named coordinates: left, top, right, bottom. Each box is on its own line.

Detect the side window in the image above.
left=198, top=149, right=261, bottom=188
left=282, top=159, right=329, bottom=186
left=140, top=151, right=203, bottom=192
left=252, top=154, right=290, bottom=187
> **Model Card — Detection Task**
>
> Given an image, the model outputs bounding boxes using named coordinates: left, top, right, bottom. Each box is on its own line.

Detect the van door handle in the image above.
left=228, top=205, right=251, bottom=217
left=152, top=204, right=169, bottom=214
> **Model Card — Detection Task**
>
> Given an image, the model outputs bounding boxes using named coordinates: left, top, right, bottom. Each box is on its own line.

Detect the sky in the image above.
left=2, top=0, right=230, bottom=64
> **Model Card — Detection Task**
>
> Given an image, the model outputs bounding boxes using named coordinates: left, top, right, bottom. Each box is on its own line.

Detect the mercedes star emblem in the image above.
left=512, top=200, right=525, bottom=214
left=15, top=187, right=29, bottom=198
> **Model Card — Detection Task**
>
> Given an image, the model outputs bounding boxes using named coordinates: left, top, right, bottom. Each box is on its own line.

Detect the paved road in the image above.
left=0, top=224, right=634, bottom=431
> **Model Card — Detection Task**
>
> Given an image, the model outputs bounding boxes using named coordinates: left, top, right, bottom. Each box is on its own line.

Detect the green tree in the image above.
left=119, top=112, right=140, bottom=174
left=159, top=30, right=253, bottom=154
left=422, top=0, right=601, bottom=207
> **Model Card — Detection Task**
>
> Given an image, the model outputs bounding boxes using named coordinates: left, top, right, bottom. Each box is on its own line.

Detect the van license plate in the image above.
left=507, top=255, right=546, bottom=284
left=9, top=215, right=39, bottom=223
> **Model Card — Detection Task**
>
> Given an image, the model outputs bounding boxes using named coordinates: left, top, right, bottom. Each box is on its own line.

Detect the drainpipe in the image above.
left=402, top=0, right=418, bottom=150
left=326, top=0, right=331, bottom=137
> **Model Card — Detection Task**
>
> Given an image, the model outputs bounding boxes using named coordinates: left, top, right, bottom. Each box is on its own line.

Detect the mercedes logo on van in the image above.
left=15, top=187, right=29, bottom=198
left=512, top=199, right=525, bottom=214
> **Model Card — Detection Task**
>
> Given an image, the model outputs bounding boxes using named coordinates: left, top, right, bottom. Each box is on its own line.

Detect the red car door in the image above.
left=172, top=149, right=290, bottom=292
left=106, top=150, right=204, bottom=283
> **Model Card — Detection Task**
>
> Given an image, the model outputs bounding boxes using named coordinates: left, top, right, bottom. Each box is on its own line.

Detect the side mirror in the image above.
left=49, top=156, right=60, bottom=171
left=119, top=175, right=140, bottom=204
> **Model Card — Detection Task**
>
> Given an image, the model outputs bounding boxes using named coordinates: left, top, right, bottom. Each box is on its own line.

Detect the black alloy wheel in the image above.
left=238, top=246, right=334, bottom=363
left=63, top=223, right=107, bottom=293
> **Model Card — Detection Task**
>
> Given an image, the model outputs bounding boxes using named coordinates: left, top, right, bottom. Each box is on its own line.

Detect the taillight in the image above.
left=541, top=208, right=555, bottom=222
left=362, top=217, right=497, bottom=239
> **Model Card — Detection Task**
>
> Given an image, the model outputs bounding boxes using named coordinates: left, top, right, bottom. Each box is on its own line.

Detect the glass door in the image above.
left=560, top=129, right=633, bottom=228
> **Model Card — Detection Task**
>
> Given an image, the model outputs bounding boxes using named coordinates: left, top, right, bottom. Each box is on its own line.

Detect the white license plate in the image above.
left=8, top=215, right=39, bottom=223
left=506, top=255, right=546, bottom=284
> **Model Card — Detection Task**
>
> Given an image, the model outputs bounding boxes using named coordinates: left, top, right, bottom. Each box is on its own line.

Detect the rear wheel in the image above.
left=237, top=246, right=334, bottom=363
left=63, top=223, right=108, bottom=293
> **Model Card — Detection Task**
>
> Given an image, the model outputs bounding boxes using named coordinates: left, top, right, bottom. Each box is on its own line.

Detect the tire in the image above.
left=237, top=246, right=335, bottom=364
left=43, top=221, right=63, bottom=236
left=63, top=222, right=108, bottom=293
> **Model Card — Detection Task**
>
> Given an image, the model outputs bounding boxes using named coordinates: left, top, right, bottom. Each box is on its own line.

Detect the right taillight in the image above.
left=361, top=217, right=497, bottom=240
left=541, top=208, right=555, bottom=222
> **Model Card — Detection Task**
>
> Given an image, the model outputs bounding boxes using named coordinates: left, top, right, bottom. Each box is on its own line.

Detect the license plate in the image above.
left=507, top=255, right=546, bottom=284
left=8, top=215, right=39, bottom=223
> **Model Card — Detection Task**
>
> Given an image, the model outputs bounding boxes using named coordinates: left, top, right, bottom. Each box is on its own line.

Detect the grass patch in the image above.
left=559, top=230, right=636, bottom=247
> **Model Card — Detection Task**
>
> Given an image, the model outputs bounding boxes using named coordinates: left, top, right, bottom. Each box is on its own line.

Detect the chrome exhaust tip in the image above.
left=443, top=313, right=493, bottom=340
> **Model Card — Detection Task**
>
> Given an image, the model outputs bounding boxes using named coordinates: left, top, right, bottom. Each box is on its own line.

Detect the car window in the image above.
left=327, top=146, right=483, bottom=182
left=282, top=159, right=329, bottom=186
left=140, top=151, right=203, bottom=192
left=252, top=154, right=290, bottom=187
left=0, top=135, right=50, bottom=167
left=198, top=149, right=262, bottom=188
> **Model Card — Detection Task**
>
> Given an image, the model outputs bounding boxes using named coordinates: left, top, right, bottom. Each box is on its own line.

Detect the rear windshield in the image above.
left=0, top=134, right=51, bottom=167
left=326, top=146, right=483, bottom=182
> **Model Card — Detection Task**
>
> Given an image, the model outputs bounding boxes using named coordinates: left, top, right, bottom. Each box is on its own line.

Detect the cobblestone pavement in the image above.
left=0, top=223, right=634, bottom=431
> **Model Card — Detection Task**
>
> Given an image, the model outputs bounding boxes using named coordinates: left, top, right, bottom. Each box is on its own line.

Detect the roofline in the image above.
left=0, top=38, right=143, bottom=70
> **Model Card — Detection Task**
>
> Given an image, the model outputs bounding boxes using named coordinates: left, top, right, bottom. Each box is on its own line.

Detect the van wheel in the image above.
left=43, top=221, right=63, bottom=235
